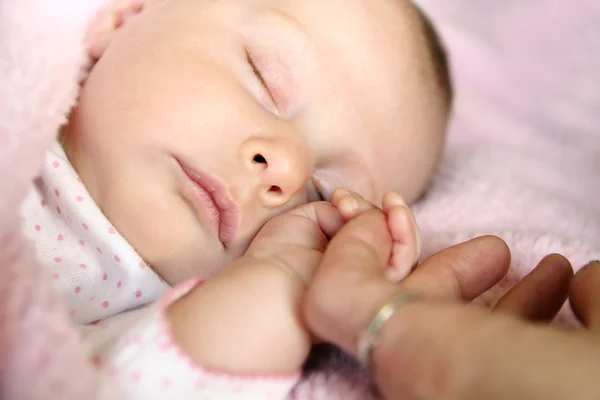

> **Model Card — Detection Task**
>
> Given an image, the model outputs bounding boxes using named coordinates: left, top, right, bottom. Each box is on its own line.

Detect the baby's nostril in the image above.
left=253, top=154, right=267, bottom=164
left=268, top=185, right=282, bottom=195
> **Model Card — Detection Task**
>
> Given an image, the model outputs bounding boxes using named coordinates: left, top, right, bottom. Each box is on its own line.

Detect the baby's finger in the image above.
left=249, top=201, right=343, bottom=259
left=305, top=210, right=395, bottom=351
left=331, top=188, right=363, bottom=205
left=332, top=188, right=378, bottom=220
left=381, top=192, right=421, bottom=281
left=385, top=206, right=419, bottom=281
left=338, top=196, right=377, bottom=220
left=288, top=201, right=345, bottom=240
left=383, top=191, right=421, bottom=257
left=382, top=191, right=406, bottom=213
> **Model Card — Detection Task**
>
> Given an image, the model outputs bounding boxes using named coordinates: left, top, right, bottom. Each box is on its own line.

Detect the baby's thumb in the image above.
left=304, top=209, right=398, bottom=353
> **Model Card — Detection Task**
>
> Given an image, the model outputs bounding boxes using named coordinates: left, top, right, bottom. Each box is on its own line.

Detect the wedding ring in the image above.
left=357, top=291, right=421, bottom=369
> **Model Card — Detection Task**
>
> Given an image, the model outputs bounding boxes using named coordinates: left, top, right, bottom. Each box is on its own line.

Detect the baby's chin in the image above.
left=57, top=124, right=71, bottom=151
left=59, top=119, right=84, bottom=175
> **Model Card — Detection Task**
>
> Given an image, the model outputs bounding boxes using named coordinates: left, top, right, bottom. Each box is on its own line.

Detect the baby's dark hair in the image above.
left=414, top=5, right=453, bottom=108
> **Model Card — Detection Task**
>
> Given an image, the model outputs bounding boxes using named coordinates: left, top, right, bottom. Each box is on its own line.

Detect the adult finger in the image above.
left=570, top=261, right=600, bottom=331
left=401, top=236, right=511, bottom=302
left=495, top=254, right=573, bottom=322
left=371, top=302, right=600, bottom=400
left=304, top=209, right=397, bottom=352
left=305, top=216, right=511, bottom=354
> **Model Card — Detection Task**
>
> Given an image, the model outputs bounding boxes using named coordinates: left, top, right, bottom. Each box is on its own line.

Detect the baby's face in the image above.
left=64, top=0, right=447, bottom=283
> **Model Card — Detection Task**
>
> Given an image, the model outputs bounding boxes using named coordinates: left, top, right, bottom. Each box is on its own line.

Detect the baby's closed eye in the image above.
left=244, top=46, right=293, bottom=117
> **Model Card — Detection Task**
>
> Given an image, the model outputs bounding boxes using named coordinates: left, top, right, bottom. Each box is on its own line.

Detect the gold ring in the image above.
left=357, top=291, right=421, bottom=369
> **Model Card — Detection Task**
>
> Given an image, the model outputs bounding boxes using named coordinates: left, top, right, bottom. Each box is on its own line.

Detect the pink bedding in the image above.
left=1, top=1, right=598, bottom=399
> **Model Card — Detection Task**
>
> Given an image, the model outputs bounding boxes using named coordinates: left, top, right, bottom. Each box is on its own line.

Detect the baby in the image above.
left=21, top=0, right=451, bottom=397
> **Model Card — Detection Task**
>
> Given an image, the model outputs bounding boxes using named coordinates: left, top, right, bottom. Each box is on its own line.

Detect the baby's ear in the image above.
left=85, top=0, right=145, bottom=60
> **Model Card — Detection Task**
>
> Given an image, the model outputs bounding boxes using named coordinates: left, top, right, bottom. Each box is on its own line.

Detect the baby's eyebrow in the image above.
left=267, top=7, right=305, bottom=29
left=262, top=6, right=315, bottom=50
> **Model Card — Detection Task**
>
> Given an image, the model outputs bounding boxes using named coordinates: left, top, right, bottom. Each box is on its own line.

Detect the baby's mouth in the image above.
left=176, top=159, right=239, bottom=247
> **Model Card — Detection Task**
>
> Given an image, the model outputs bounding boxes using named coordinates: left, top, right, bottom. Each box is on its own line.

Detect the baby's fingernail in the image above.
left=333, top=188, right=349, bottom=198
left=585, top=260, right=600, bottom=268
left=386, top=192, right=406, bottom=208
left=345, top=196, right=360, bottom=212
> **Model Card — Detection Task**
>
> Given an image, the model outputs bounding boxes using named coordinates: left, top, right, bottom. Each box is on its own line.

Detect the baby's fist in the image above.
left=245, top=201, right=343, bottom=284
left=331, top=189, right=421, bottom=281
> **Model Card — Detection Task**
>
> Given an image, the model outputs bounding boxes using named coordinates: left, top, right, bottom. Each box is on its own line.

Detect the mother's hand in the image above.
left=304, top=209, right=600, bottom=400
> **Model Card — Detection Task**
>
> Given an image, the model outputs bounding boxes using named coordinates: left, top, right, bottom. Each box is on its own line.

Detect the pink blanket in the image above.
left=1, top=1, right=599, bottom=399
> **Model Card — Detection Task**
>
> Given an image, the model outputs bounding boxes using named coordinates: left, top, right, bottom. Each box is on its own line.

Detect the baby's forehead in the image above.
left=282, top=1, right=424, bottom=92
left=269, top=0, right=419, bottom=40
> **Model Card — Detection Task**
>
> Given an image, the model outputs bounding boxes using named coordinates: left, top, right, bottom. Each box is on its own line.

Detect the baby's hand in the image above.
left=168, top=190, right=419, bottom=375
left=331, top=188, right=421, bottom=281
left=168, top=201, right=344, bottom=374
left=223, top=201, right=344, bottom=369
left=244, top=201, right=343, bottom=285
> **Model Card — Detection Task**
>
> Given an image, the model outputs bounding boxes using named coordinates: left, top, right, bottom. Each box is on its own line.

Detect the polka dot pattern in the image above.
left=87, top=286, right=300, bottom=398
left=21, top=143, right=167, bottom=325
left=21, top=143, right=297, bottom=397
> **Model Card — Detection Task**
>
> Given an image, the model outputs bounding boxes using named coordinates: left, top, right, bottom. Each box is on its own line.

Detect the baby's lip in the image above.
left=177, top=159, right=239, bottom=247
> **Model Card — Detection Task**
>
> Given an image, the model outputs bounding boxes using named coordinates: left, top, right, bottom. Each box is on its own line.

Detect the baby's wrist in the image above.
left=167, top=256, right=310, bottom=374
left=237, top=254, right=310, bottom=287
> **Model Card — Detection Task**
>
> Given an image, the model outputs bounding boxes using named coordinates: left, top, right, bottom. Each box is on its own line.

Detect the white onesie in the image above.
left=21, top=143, right=300, bottom=399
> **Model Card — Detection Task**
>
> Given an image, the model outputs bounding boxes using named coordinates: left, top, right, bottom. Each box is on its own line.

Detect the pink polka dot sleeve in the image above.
left=86, top=281, right=301, bottom=400
left=20, top=143, right=300, bottom=398
left=22, top=144, right=169, bottom=324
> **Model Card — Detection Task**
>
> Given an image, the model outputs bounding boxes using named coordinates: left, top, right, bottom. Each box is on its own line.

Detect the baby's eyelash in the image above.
left=246, top=49, right=277, bottom=106
left=246, top=51, right=266, bottom=88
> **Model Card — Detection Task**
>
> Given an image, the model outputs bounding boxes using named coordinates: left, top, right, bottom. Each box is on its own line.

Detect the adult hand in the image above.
left=304, top=209, right=600, bottom=400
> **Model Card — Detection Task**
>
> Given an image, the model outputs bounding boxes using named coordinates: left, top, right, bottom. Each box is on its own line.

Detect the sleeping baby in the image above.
left=21, top=0, right=451, bottom=397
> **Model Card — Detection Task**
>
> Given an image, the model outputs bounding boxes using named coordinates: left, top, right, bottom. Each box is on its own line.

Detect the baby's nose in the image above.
left=240, top=136, right=311, bottom=208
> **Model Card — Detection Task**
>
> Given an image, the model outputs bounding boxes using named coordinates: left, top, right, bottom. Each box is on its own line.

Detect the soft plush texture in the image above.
left=296, top=1, right=600, bottom=398
left=412, top=0, right=600, bottom=313
left=1, top=1, right=598, bottom=399
left=0, top=1, right=104, bottom=399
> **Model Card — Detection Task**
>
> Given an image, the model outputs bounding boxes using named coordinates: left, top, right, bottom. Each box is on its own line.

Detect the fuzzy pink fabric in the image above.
left=0, top=1, right=105, bottom=399
left=413, top=0, right=600, bottom=311
left=295, top=2, right=600, bottom=398
left=1, top=1, right=598, bottom=399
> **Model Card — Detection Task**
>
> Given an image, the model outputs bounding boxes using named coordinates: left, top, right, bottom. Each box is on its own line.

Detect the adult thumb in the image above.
left=304, top=208, right=509, bottom=356
left=304, top=209, right=400, bottom=353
